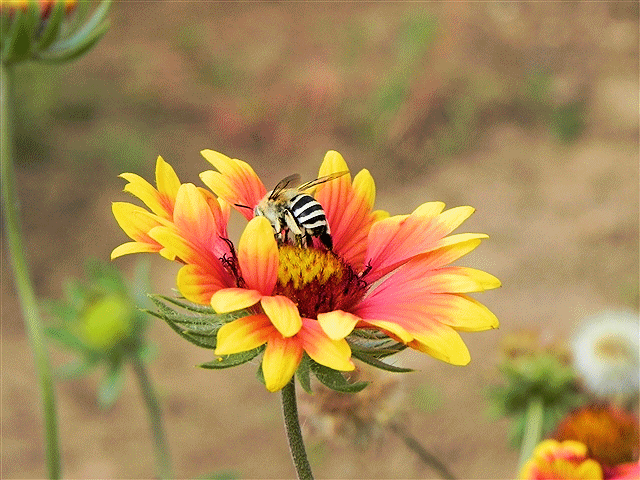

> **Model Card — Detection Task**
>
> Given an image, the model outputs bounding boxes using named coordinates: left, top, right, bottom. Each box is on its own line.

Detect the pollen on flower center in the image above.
left=274, top=245, right=368, bottom=319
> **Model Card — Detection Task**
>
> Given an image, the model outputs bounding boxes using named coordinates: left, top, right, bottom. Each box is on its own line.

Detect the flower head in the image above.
left=554, top=404, right=639, bottom=470
left=519, top=439, right=603, bottom=480
left=1, top=0, right=109, bottom=65
left=112, top=150, right=500, bottom=391
left=571, top=310, right=639, bottom=400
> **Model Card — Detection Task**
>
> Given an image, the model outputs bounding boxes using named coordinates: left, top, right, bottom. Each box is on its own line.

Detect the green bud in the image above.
left=80, top=295, right=134, bottom=352
left=1, top=0, right=110, bottom=65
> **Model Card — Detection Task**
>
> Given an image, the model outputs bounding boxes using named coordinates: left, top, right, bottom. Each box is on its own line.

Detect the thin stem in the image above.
left=389, top=422, right=456, bottom=480
left=131, top=355, right=173, bottom=480
left=518, top=395, right=544, bottom=471
left=281, top=380, right=313, bottom=480
left=1, top=64, right=62, bottom=479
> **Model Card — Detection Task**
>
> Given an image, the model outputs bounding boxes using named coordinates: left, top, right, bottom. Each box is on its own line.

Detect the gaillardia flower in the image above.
left=112, top=150, right=500, bottom=391
left=519, top=440, right=603, bottom=480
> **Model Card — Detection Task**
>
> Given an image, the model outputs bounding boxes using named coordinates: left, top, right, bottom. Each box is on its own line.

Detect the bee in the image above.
left=253, top=171, right=348, bottom=250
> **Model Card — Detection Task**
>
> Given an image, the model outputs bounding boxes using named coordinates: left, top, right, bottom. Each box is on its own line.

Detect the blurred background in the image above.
left=2, top=2, right=638, bottom=478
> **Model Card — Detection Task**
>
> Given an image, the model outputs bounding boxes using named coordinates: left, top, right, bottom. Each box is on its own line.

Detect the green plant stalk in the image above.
left=389, top=422, right=456, bottom=480
left=131, top=355, right=172, bottom=480
left=518, top=395, right=544, bottom=471
left=1, top=63, right=61, bottom=479
left=281, top=380, right=313, bottom=480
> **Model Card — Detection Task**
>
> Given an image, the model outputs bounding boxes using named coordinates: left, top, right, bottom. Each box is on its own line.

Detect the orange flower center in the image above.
left=273, top=245, right=368, bottom=319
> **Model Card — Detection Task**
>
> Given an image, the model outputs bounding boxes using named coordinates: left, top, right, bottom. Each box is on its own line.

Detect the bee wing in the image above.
left=298, top=171, right=349, bottom=192
left=269, top=174, right=301, bottom=200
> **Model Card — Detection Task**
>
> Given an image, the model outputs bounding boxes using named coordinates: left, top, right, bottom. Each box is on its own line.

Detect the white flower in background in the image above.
left=571, top=310, right=639, bottom=400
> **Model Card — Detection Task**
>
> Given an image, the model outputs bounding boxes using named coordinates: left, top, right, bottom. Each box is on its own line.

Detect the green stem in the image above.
left=131, top=355, right=172, bottom=480
left=389, top=422, right=456, bottom=480
left=518, top=395, right=544, bottom=471
left=281, top=380, right=313, bottom=480
left=1, top=64, right=62, bottom=479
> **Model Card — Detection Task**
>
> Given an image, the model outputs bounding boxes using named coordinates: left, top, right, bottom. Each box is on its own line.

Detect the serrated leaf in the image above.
left=36, top=1, right=65, bottom=50
left=310, top=361, right=369, bottom=393
left=350, top=349, right=413, bottom=373
left=198, top=347, right=263, bottom=369
left=347, top=330, right=406, bottom=358
left=97, top=363, right=125, bottom=409
left=256, top=361, right=265, bottom=386
left=153, top=294, right=215, bottom=314
left=183, top=331, right=218, bottom=349
left=296, top=354, right=312, bottom=394
left=145, top=308, right=218, bottom=350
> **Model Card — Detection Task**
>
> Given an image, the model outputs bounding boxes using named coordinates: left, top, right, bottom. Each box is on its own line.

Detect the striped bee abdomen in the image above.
left=289, top=194, right=329, bottom=231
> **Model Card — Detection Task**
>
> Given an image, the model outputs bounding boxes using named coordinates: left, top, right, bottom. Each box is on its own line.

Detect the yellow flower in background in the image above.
left=519, top=440, right=603, bottom=480
left=112, top=150, right=500, bottom=391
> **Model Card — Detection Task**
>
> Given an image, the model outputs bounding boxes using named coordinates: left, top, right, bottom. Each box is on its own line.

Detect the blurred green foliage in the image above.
left=487, top=354, right=586, bottom=449
left=45, top=259, right=155, bottom=409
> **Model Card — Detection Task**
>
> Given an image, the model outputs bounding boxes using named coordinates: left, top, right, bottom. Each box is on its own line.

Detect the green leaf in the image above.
left=145, top=308, right=218, bottom=350
left=36, top=0, right=65, bottom=50
left=310, top=361, right=369, bottom=393
left=2, top=10, right=33, bottom=64
left=153, top=294, right=215, bottom=314
left=38, top=19, right=109, bottom=63
left=347, top=329, right=406, bottom=358
left=350, top=349, right=413, bottom=373
left=296, top=354, right=312, bottom=394
left=97, top=363, right=125, bottom=409
left=51, top=0, right=110, bottom=51
left=198, top=347, right=263, bottom=369
left=63, top=0, right=90, bottom=34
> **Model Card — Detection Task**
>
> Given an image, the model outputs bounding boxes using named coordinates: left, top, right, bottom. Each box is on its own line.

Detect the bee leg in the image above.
left=319, top=232, right=333, bottom=250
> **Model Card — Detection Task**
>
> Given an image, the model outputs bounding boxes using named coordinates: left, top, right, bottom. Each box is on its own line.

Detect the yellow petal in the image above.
left=211, top=288, right=262, bottom=313
left=300, top=319, right=354, bottom=372
left=412, top=201, right=446, bottom=218
left=352, top=169, right=375, bottom=210
left=318, top=150, right=350, bottom=177
left=372, top=209, right=390, bottom=222
left=177, top=264, right=228, bottom=305
left=362, top=319, right=414, bottom=343
left=120, top=173, right=167, bottom=219
left=111, top=242, right=160, bottom=260
left=430, top=267, right=501, bottom=293
left=429, top=294, right=500, bottom=332
left=238, top=217, right=278, bottom=294
left=260, top=296, right=302, bottom=337
left=155, top=155, right=181, bottom=201
left=317, top=310, right=360, bottom=340
left=173, top=183, right=216, bottom=246
left=112, top=202, right=162, bottom=241
left=215, top=315, right=272, bottom=355
left=262, top=333, right=303, bottom=392
left=199, top=149, right=266, bottom=216
left=409, top=325, right=471, bottom=365
left=437, top=206, right=475, bottom=233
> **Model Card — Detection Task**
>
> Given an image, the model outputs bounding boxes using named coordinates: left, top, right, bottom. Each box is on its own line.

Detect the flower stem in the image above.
left=518, top=395, right=544, bottom=471
left=131, top=355, right=173, bottom=480
left=1, top=63, right=62, bottom=479
left=389, top=422, right=456, bottom=480
left=281, top=380, right=313, bottom=480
